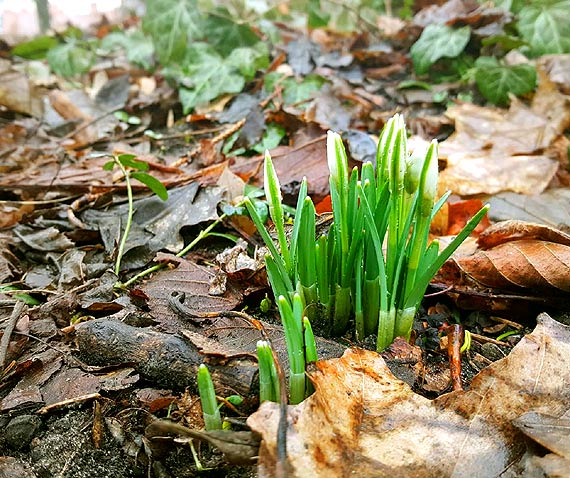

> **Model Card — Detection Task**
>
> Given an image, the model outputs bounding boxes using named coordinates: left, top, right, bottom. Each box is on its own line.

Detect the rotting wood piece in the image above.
left=75, top=319, right=258, bottom=397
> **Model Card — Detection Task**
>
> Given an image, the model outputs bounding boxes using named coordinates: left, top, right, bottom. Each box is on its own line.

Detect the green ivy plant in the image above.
left=409, top=0, right=570, bottom=106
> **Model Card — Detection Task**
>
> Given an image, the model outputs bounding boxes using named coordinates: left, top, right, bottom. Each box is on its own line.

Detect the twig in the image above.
left=0, top=300, right=26, bottom=369
left=469, top=332, right=508, bottom=347
left=171, top=119, right=246, bottom=168
left=63, top=107, right=123, bottom=141
left=446, top=325, right=463, bottom=392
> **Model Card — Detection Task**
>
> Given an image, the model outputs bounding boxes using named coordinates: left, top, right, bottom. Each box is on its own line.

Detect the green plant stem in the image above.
left=121, top=209, right=233, bottom=288
left=114, top=159, right=134, bottom=276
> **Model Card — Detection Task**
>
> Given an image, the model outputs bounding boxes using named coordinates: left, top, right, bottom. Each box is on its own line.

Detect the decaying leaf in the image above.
left=248, top=314, right=570, bottom=478
left=438, top=69, right=570, bottom=195
left=453, top=220, right=570, bottom=293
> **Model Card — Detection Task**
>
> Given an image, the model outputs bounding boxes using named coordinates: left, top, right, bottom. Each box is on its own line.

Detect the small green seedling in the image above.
left=197, top=364, right=222, bottom=431
left=103, top=153, right=168, bottom=278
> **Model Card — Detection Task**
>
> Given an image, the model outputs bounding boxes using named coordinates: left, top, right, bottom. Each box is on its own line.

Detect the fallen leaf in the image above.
left=476, top=220, right=570, bottom=250
left=488, top=188, right=570, bottom=228
left=438, top=70, right=570, bottom=195
left=248, top=314, right=570, bottom=478
left=456, top=239, right=570, bottom=293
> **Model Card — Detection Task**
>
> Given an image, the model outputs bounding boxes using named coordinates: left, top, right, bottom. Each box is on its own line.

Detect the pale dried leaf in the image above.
left=438, top=72, right=570, bottom=195
left=248, top=314, right=570, bottom=478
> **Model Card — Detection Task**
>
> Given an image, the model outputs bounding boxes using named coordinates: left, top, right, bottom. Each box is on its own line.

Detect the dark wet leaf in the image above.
left=287, top=38, right=320, bottom=75
left=94, top=74, right=131, bottom=110
left=81, top=184, right=222, bottom=269
left=219, top=93, right=259, bottom=124
left=343, top=130, right=377, bottom=164
left=411, top=24, right=471, bottom=75
left=13, top=226, right=74, bottom=252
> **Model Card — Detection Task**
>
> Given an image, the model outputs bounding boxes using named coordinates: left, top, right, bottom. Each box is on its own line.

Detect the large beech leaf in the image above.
left=455, top=220, right=570, bottom=293
left=437, top=72, right=568, bottom=196
left=142, top=0, right=202, bottom=64
left=410, top=24, right=471, bottom=75
left=517, top=1, right=570, bottom=56
left=248, top=314, right=570, bottom=477
left=475, top=57, right=537, bottom=106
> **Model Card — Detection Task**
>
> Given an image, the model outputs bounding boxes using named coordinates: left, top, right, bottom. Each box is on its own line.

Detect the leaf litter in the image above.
left=248, top=314, right=570, bottom=478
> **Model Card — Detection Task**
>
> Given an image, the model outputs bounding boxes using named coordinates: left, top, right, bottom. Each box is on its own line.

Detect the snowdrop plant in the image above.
left=248, top=114, right=488, bottom=354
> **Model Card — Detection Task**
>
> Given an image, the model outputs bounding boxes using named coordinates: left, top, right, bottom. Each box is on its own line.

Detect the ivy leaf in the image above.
left=100, top=31, right=155, bottom=70
left=410, top=24, right=471, bottom=75
left=130, top=172, right=168, bottom=201
left=47, top=40, right=95, bottom=77
left=11, top=36, right=59, bottom=60
left=225, top=43, right=269, bottom=80
left=307, top=0, right=330, bottom=28
left=203, top=8, right=260, bottom=56
left=143, top=0, right=203, bottom=64
left=517, top=1, right=570, bottom=56
left=176, top=43, right=246, bottom=113
left=475, top=57, right=537, bottom=106
left=282, top=74, right=326, bottom=105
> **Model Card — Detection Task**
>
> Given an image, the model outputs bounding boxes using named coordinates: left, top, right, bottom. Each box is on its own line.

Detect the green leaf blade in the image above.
left=130, top=172, right=168, bottom=200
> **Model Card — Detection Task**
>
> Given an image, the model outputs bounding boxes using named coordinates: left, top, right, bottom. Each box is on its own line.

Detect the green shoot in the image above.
left=256, top=340, right=280, bottom=403
left=102, top=154, right=168, bottom=277
left=197, top=364, right=222, bottom=431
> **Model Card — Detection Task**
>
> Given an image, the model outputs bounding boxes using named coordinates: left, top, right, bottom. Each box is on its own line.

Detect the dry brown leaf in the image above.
left=438, top=71, right=570, bottom=195
left=451, top=220, right=570, bottom=293
left=248, top=314, right=570, bottom=478
left=456, top=240, right=570, bottom=292
left=476, top=220, right=570, bottom=250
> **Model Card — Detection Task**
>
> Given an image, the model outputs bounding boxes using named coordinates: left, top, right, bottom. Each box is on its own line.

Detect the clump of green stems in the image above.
left=247, top=114, right=489, bottom=354
left=246, top=156, right=319, bottom=404
left=197, top=364, right=222, bottom=431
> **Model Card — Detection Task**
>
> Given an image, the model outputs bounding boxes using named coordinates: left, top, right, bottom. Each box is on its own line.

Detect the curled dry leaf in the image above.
left=454, top=220, right=570, bottom=293
left=247, top=314, right=570, bottom=478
